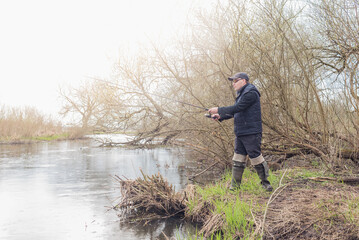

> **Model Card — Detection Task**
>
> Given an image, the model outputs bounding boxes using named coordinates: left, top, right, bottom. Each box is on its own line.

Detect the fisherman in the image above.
left=208, top=72, right=273, bottom=192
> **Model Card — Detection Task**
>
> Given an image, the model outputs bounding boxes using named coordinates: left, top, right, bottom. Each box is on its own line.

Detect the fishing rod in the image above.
left=146, top=92, right=218, bottom=118
left=142, top=91, right=209, bottom=111
left=91, top=77, right=217, bottom=118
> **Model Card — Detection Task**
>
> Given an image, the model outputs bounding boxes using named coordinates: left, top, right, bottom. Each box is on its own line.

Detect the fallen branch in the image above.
left=188, top=161, right=219, bottom=180
left=308, top=176, right=359, bottom=185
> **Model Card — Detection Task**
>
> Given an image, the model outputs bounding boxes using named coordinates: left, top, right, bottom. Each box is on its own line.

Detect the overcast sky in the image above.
left=0, top=0, right=216, bottom=117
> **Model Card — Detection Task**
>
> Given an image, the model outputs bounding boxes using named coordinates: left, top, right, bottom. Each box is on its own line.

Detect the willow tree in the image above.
left=61, top=0, right=359, bottom=172
left=310, top=0, right=359, bottom=162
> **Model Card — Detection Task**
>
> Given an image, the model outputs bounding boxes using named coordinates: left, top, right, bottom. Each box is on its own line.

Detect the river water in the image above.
left=0, top=135, right=195, bottom=240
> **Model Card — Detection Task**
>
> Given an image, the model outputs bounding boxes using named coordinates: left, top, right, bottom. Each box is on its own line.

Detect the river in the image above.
left=0, top=135, right=195, bottom=240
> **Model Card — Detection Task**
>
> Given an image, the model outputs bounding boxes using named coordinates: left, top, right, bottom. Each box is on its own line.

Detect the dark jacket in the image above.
left=218, top=83, right=262, bottom=136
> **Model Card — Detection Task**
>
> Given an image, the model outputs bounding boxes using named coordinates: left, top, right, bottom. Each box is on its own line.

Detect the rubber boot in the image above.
left=254, top=161, right=273, bottom=192
left=230, top=161, right=245, bottom=190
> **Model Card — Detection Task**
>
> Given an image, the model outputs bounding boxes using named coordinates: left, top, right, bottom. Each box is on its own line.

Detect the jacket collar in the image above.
left=237, top=83, right=249, bottom=97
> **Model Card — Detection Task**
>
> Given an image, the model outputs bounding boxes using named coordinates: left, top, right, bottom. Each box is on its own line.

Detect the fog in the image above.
left=0, top=0, right=216, bottom=117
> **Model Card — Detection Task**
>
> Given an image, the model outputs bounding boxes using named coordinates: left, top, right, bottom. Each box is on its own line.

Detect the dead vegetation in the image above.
left=0, top=104, right=88, bottom=143
left=114, top=170, right=187, bottom=223
left=113, top=169, right=359, bottom=239
left=60, top=0, right=359, bottom=175
left=113, top=171, right=217, bottom=233
left=264, top=180, right=359, bottom=240
left=0, top=104, right=70, bottom=142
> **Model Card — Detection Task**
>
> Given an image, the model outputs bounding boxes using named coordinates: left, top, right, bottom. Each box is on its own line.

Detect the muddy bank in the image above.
left=264, top=179, right=359, bottom=239
left=113, top=168, right=359, bottom=239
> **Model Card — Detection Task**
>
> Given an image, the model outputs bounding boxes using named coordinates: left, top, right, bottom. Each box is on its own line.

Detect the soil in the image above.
left=114, top=154, right=359, bottom=239
left=263, top=178, right=359, bottom=240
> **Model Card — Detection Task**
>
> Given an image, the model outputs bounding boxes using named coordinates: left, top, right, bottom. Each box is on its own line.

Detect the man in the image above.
left=208, top=72, right=273, bottom=192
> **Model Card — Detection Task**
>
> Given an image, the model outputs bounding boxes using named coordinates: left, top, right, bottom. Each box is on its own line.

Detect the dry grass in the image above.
left=113, top=170, right=187, bottom=224
left=264, top=180, right=359, bottom=240
left=113, top=168, right=359, bottom=239
left=113, top=171, right=257, bottom=238
left=0, top=104, right=78, bottom=142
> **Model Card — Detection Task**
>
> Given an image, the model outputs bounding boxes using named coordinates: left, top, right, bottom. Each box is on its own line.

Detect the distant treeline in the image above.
left=0, top=105, right=83, bottom=142
left=60, top=0, right=359, bottom=172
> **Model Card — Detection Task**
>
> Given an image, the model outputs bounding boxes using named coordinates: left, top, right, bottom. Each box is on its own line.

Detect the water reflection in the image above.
left=118, top=218, right=198, bottom=240
left=0, top=137, right=190, bottom=240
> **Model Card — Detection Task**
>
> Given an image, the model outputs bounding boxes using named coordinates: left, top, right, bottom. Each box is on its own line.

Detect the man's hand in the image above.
left=211, top=113, right=220, bottom=121
left=208, top=107, right=218, bottom=114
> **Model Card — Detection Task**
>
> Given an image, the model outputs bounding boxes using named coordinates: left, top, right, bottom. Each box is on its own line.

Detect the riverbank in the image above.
left=114, top=166, right=359, bottom=239
left=0, top=133, right=88, bottom=145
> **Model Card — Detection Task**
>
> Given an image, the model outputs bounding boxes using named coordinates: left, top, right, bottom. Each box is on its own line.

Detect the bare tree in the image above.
left=59, top=0, right=359, bottom=173
left=308, top=0, right=359, bottom=162
left=59, top=80, right=124, bottom=133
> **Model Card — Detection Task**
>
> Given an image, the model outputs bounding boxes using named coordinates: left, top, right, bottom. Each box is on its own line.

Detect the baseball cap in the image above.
left=228, top=72, right=249, bottom=81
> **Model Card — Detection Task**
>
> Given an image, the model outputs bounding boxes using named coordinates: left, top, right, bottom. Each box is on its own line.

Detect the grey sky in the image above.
left=0, top=0, right=216, bottom=117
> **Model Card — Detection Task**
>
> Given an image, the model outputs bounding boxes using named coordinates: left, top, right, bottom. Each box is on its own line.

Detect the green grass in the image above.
left=183, top=169, right=281, bottom=239
left=230, top=167, right=280, bottom=196
left=181, top=167, right=357, bottom=239
left=32, top=133, right=70, bottom=141
left=345, top=197, right=359, bottom=226
left=213, top=197, right=255, bottom=239
left=0, top=132, right=72, bottom=143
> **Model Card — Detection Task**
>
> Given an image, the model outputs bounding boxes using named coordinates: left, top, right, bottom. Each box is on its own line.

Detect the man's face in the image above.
left=232, top=78, right=246, bottom=91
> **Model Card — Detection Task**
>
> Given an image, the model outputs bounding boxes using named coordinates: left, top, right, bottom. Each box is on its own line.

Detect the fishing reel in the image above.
left=205, top=114, right=219, bottom=119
